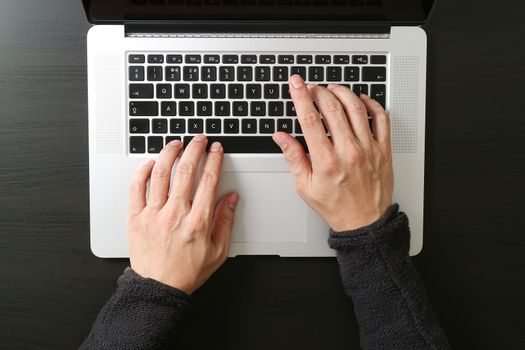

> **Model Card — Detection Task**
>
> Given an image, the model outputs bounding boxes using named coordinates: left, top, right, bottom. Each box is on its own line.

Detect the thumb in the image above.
left=272, top=132, right=311, bottom=184
left=211, top=192, right=239, bottom=256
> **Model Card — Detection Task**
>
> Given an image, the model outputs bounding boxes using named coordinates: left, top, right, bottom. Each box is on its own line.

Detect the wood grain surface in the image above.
left=0, top=0, right=524, bottom=349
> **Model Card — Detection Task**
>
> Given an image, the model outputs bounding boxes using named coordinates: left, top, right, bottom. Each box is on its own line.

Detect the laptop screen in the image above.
left=83, top=0, right=435, bottom=24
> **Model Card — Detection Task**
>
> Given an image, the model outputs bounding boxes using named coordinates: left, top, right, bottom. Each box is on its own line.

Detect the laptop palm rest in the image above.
left=218, top=172, right=308, bottom=243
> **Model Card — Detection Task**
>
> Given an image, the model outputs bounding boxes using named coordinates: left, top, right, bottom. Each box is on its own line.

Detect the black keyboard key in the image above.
left=269, top=101, right=284, bottom=116
left=219, top=66, right=235, bottom=81
left=170, top=119, right=186, bottom=134
left=147, top=66, right=163, bottom=81
left=130, top=101, right=158, bottom=116
left=277, top=119, right=293, bottom=133
left=148, top=54, right=164, bottom=64
left=201, top=66, right=217, bottom=81
left=204, top=54, right=220, bottom=63
left=129, top=119, right=149, bottom=133
left=246, top=84, right=262, bottom=99
left=251, top=101, right=266, bottom=116
left=308, top=66, right=324, bottom=81
left=241, top=55, right=257, bottom=64
left=174, top=84, right=190, bottom=98
left=233, top=101, right=248, bottom=116
left=315, top=55, right=331, bottom=64
left=130, top=136, right=145, bottom=153
left=370, top=55, right=387, bottom=64
left=183, top=66, right=199, bottom=81
left=281, top=84, right=291, bottom=99
left=228, top=84, right=244, bottom=99
left=255, top=66, right=271, bottom=81
left=215, top=101, right=230, bottom=116
left=353, top=84, right=369, bottom=96
left=165, top=66, right=181, bottom=81
left=188, top=119, right=204, bottom=133
left=179, top=101, right=195, bottom=116
left=156, top=84, right=172, bottom=99
left=297, top=55, right=313, bottom=64
left=129, top=54, right=145, bottom=64
left=224, top=119, right=240, bottom=134
left=238, top=66, right=253, bottom=81
left=278, top=55, right=294, bottom=64
left=260, top=55, right=276, bottom=64
left=206, top=119, right=222, bottom=133
left=192, top=84, right=208, bottom=99
left=167, top=54, right=183, bottom=63
left=184, top=136, right=282, bottom=153
left=185, top=54, right=201, bottom=64
left=129, top=84, right=154, bottom=99
left=352, top=55, right=368, bottom=64
left=273, top=66, right=288, bottom=81
left=362, top=67, right=386, bottom=82
left=344, top=67, right=360, bottom=81
left=242, top=119, right=257, bottom=134
left=210, top=84, right=226, bottom=99
left=148, top=136, right=164, bottom=153
left=165, top=136, right=182, bottom=145
left=161, top=101, right=177, bottom=116
left=295, top=119, right=302, bottom=134
left=129, top=66, right=145, bottom=81
left=334, top=55, right=350, bottom=64
left=197, top=101, right=212, bottom=116
left=371, top=84, right=386, bottom=108
left=222, top=55, right=239, bottom=64
left=286, top=101, right=296, bottom=116
left=152, top=119, right=168, bottom=134
left=326, top=67, right=342, bottom=81
left=259, top=119, right=275, bottom=134
left=295, top=136, right=309, bottom=152
left=291, top=66, right=307, bottom=80
left=264, top=84, right=280, bottom=99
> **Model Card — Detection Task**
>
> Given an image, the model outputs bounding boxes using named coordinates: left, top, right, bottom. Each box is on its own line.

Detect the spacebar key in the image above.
left=183, top=136, right=282, bottom=153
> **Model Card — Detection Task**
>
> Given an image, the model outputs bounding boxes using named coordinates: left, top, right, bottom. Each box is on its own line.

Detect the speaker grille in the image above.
left=95, top=55, right=122, bottom=153
left=391, top=56, right=419, bottom=153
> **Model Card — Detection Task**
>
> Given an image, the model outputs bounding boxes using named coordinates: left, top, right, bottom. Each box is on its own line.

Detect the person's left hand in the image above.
left=127, top=136, right=239, bottom=295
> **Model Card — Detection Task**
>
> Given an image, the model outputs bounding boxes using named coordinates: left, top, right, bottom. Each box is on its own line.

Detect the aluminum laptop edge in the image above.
left=84, top=0, right=436, bottom=257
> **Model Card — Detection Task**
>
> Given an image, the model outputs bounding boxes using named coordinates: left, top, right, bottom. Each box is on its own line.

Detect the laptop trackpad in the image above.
left=218, top=172, right=308, bottom=243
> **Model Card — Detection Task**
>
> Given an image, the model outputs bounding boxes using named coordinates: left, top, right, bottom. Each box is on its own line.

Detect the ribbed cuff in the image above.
left=327, top=204, right=406, bottom=251
left=117, top=267, right=194, bottom=308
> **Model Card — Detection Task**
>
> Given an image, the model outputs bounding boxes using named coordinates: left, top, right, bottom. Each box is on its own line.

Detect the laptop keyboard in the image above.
left=127, top=52, right=388, bottom=154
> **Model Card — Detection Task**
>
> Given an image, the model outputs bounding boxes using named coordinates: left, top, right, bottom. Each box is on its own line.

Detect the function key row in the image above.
left=129, top=54, right=387, bottom=65
left=129, top=65, right=386, bottom=82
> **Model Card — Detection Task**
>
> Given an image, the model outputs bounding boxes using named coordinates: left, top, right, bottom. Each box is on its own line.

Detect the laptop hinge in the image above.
left=124, top=21, right=391, bottom=38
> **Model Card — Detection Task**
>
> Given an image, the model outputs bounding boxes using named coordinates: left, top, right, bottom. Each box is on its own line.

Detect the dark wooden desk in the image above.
left=1, top=1, right=524, bottom=349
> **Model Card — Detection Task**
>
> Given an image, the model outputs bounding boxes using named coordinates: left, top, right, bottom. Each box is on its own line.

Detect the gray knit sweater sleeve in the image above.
left=328, top=204, right=451, bottom=350
left=79, top=267, right=192, bottom=350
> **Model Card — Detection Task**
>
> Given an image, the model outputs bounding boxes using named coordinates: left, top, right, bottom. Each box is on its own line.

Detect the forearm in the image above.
left=328, top=204, right=450, bottom=350
left=80, top=268, right=192, bottom=350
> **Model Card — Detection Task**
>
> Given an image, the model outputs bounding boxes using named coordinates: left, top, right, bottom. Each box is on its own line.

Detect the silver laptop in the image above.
left=84, top=0, right=434, bottom=257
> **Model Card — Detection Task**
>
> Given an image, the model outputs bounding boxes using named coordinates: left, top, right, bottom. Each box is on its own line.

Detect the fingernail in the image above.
left=327, top=83, right=338, bottom=90
left=306, top=83, right=317, bottom=89
left=228, top=193, right=239, bottom=210
left=193, top=134, right=207, bottom=142
left=272, top=134, right=286, bottom=149
left=361, top=94, right=371, bottom=100
left=210, top=142, right=222, bottom=152
left=290, top=75, right=304, bottom=89
left=169, top=139, right=182, bottom=147
left=143, top=159, right=154, bottom=167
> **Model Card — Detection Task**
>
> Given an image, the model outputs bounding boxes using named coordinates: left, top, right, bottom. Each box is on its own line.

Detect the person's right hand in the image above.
left=272, top=75, right=394, bottom=231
